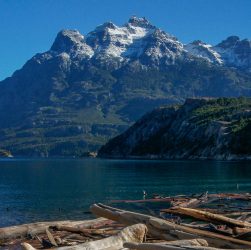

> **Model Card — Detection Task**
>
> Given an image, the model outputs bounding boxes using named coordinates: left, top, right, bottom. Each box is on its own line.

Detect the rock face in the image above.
left=0, top=17, right=251, bottom=156
left=98, top=97, right=251, bottom=160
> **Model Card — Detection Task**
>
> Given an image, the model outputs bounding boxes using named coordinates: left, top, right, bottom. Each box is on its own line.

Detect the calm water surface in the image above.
left=0, top=158, right=251, bottom=227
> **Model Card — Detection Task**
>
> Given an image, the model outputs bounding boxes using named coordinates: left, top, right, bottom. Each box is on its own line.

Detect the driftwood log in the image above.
left=21, top=223, right=147, bottom=250
left=232, top=227, right=251, bottom=240
left=45, top=228, right=58, bottom=246
left=124, top=238, right=209, bottom=250
left=90, top=203, right=251, bottom=248
left=162, top=207, right=251, bottom=228
left=233, top=227, right=251, bottom=235
left=0, top=218, right=109, bottom=241
left=21, top=243, right=36, bottom=250
left=51, top=224, right=116, bottom=235
left=124, top=242, right=247, bottom=250
left=171, top=197, right=207, bottom=208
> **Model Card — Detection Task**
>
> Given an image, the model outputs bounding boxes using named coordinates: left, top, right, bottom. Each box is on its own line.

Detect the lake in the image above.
left=0, top=158, right=251, bottom=227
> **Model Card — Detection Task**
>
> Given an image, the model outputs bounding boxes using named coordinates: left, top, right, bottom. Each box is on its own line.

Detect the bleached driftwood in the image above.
left=21, top=243, right=36, bottom=250
left=124, top=242, right=246, bottom=250
left=170, top=192, right=209, bottom=208
left=0, top=218, right=108, bottom=240
left=90, top=203, right=251, bottom=248
left=161, top=238, right=208, bottom=246
left=45, top=228, right=58, bottom=246
left=52, top=224, right=112, bottom=235
left=124, top=238, right=209, bottom=249
left=171, top=198, right=201, bottom=208
left=163, top=207, right=251, bottom=228
left=21, top=223, right=147, bottom=250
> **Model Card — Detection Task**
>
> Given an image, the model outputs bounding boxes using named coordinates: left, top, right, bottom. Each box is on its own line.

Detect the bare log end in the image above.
left=21, top=242, right=37, bottom=250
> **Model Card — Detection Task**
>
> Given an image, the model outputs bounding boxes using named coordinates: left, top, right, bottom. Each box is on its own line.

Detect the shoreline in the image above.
left=2, top=192, right=251, bottom=249
left=2, top=155, right=251, bottom=161
left=98, top=154, right=251, bottom=161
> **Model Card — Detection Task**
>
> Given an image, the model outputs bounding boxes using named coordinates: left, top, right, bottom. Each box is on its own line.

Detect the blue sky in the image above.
left=0, top=0, right=250, bottom=80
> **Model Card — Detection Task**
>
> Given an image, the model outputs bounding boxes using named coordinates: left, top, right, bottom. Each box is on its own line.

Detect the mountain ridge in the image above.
left=42, top=16, right=251, bottom=72
left=6, top=16, right=249, bottom=77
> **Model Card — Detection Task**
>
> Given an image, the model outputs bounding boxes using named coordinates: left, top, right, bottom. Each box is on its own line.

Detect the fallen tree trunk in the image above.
left=149, top=217, right=251, bottom=248
left=90, top=203, right=251, bottom=248
left=0, top=218, right=109, bottom=241
left=162, top=207, right=251, bottom=228
left=21, top=223, right=147, bottom=250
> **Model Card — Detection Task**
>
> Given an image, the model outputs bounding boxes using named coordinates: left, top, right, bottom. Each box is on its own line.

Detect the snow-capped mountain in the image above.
left=46, top=16, right=185, bottom=68
left=32, top=16, right=251, bottom=72
left=185, top=36, right=251, bottom=71
left=0, top=17, right=251, bottom=157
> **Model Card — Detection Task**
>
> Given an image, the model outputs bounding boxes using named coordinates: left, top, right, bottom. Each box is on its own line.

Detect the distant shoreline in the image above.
left=98, top=155, right=251, bottom=161
left=1, top=155, right=251, bottom=162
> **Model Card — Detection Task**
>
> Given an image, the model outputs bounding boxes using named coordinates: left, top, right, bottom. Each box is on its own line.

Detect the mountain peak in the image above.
left=101, top=21, right=117, bottom=29
left=94, top=21, right=118, bottom=32
left=191, top=40, right=206, bottom=46
left=217, top=36, right=240, bottom=49
left=127, top=16, right=155, bottom=29
left=185, top=40, right=223, bottom=64
left=51, top=29, right=85, bottom=52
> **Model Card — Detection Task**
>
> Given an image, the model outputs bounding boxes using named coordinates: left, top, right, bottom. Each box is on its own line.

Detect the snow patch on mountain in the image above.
left=85, top=19, right=156, bottom=59
left=186, top=36, right=251, bottom=71
left=214, top=36, right=251, bottom=70
left=185, top=40, right=223, bottom=64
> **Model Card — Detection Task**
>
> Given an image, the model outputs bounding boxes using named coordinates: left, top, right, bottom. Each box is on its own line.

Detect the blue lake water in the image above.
left=0, top=158, right=251, bottom=227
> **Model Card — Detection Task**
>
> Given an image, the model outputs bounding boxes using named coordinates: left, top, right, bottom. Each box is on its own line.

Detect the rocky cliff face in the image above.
left=98, top=97, right=251, bottom=160
left=0, top=17, right=251, bottom=156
